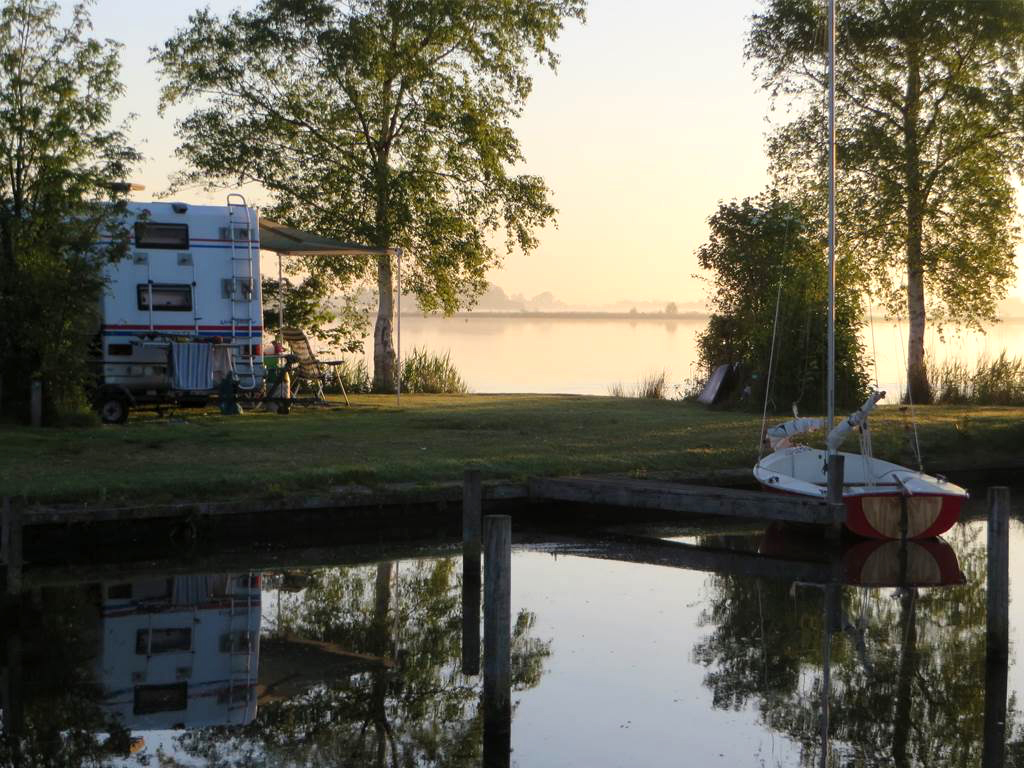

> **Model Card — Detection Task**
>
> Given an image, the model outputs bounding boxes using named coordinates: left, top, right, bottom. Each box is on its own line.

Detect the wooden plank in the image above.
left=529, top=476, right=841, bottom=525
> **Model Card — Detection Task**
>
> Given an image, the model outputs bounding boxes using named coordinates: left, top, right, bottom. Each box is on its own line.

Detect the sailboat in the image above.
left=751, top=0, right=968, bottom=540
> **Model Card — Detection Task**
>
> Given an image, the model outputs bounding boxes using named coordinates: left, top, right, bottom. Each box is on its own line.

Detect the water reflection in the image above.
left=694, top=524, right=1012, bottom=767
left=0, top=514, right=1018, bottom=766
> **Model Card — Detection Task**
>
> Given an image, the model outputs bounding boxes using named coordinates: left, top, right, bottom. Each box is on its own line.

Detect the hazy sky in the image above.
left=70, top=0, right=1024, bottom=305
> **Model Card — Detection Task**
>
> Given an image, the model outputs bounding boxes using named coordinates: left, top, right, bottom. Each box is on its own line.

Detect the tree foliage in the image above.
left=0, top=0, right=137, bottom=420
left=696, top=192, right=868, bottom=413
left=155, top=0, right=584, bottom=391
left=748, top=0, right=1024, bottom=402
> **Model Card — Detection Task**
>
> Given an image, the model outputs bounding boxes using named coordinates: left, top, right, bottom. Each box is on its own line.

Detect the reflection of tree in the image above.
left=0, top=588, right=133, bottom=767
left=693, top=526, right=1019, bottom=766
left=176, top=558, right=550, bottom=767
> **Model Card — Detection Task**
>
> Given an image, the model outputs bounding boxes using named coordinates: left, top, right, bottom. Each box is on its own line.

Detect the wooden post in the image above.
left=462, top=470, right=482, bottom=676
left=29, top=380, right=42, bottom=428
left=983, top=487, right=1010, bottom=768
left=2, top=498, right=21, bottom=595
left=483, top=514, right=511, bottom=768
left=826, top=454, right=845, bottom=540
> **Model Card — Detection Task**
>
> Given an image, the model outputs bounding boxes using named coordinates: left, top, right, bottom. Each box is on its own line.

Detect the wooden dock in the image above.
left=528, top=476, right=843, bottom=525
left=2, top=472, right=844, bottom=588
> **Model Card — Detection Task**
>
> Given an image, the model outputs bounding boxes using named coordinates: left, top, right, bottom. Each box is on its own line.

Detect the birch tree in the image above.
left=748, top=0, right=1024, bottom=402
left=156, top=0, right=583, bottom=392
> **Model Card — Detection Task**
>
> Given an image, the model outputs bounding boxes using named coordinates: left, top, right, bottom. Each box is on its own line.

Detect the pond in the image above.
left=1, top=492, right=1020, bottom=767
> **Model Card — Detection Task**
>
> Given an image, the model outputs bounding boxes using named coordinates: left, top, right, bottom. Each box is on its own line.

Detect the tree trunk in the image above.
left=903, top=31, right=932, bottom=404
left=372, top=253, right=396, bottom=393
left=891, top=589, right=918, bottom=767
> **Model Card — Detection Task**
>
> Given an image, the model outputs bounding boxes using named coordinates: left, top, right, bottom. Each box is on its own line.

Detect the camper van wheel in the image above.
left=98, top=394, right=129, bottom=425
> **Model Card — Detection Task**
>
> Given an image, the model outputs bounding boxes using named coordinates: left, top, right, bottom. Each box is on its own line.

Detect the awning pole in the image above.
left=396, top=248, right=402, bottom=407
left=277, top=253, right=284, bottom=342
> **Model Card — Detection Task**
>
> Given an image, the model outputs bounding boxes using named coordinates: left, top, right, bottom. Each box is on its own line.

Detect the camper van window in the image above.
left=135, top=222, right=189, bottom=249
left=136, top=628, right=192, bottom=655
left=134, top=683, right=188, bottom=715
left=138, top=284, right=192, bottom=311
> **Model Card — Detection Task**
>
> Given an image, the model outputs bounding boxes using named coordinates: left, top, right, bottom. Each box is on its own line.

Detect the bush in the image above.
left=400, top=348, right=469, bottom=394
left=928, top=352, right=1024, bottom=406
left=695, top=192, right=869, bottom=412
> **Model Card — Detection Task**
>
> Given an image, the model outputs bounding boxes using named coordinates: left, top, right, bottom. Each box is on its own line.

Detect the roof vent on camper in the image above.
left=171, top=203, right=188, bottom=214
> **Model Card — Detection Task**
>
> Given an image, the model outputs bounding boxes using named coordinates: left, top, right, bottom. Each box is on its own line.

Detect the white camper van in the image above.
left=92, top=195, right=266, bottom=422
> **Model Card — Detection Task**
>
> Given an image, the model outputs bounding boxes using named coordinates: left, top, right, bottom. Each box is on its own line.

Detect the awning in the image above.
left=259, top=219, right=392, bottom=257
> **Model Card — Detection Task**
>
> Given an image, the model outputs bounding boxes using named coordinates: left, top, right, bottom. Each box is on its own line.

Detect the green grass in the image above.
left=0, top=395, right=1021, bottom=505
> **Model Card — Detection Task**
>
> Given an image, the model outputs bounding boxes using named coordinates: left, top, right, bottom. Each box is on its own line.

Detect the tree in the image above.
left=0, top=0, right=137, bottom=420
left=748, top=0, right=1024, bottom=403
left=156, top=0, right=584, bottom=392
left=696, top=192, right=868, bottom=413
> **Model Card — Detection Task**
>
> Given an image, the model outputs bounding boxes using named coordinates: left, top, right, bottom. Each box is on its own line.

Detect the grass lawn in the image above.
left=1, top=394, right=1022, bottom=505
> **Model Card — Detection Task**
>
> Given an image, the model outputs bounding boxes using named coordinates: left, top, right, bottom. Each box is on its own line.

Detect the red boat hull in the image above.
left=761, top=485, right=964, bottom=540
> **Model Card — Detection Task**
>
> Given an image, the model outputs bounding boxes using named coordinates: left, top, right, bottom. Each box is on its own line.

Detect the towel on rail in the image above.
left=171, top=342, right=214, bottom=391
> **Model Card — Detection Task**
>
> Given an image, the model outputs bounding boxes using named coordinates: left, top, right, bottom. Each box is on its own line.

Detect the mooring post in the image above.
left=983, top=486, right=1010, bottom=768
left=29, top=380, right=42, bottom=429
left=483, top=514, right=512, bottom=768
left=462, top=470, right=483, bottom=676
left=826, top=453, right=845, bottom=540
left=2, top=498, right=22, bottom=596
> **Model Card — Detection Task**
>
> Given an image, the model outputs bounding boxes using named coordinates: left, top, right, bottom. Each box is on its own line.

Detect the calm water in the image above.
left=371, top=314, right=1024, bottom=400
left=2, top=493, right=1020, bottom=767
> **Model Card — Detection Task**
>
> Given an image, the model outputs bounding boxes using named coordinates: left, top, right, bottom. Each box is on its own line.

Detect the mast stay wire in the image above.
left=896, top=313, right=925, bottom=473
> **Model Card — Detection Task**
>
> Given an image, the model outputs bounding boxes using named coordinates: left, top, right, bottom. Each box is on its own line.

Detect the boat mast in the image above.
left=826, top=0, right=837, bottom=446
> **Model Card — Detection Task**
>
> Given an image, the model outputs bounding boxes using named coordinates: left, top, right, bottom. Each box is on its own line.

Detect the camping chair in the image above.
left=281, top=327, right=351, bottom=406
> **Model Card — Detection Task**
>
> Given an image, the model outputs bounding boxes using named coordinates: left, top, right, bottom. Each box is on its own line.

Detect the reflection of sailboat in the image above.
left=750, top=0, right=968, bottom=541
left=759, top=523, right=965, bottom=588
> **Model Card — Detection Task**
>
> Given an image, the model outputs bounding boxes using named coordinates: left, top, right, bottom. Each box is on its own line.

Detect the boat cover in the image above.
left=826, top=391, right=885, bottom=452
left=765, top=417, right=826, bottom=450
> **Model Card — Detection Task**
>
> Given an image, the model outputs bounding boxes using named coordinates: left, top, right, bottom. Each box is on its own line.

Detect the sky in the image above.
left=67, top=0, right=1024, bottom=307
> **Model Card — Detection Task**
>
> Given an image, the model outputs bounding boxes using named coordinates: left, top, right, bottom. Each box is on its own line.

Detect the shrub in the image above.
left=400, top=348, right=469, bottom=394
left=695, top=192, right=869, bottom=412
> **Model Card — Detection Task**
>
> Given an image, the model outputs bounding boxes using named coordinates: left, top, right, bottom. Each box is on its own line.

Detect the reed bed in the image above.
left=927, top=351, right=1024, bottom=406
left=608, top=371, right=668, bottom=400
left=400, top=348, right=469, bottom=394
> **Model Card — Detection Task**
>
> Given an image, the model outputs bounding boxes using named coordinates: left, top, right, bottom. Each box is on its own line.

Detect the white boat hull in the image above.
left=754, top=447, right=968, bottom=539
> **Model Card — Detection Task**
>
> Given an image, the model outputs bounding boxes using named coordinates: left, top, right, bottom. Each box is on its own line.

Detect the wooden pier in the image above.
left=528, top=476, right=842, bottom=525
left=2, top=470, right=844, bottom=581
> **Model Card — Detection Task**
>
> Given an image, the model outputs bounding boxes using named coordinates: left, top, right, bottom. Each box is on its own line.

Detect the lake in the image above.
left=2, top=489, right=1020, bottom=766
left=368, top=314, right=1024, bottom=402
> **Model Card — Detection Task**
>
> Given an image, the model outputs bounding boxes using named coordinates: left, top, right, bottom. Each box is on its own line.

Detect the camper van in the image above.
left=92, top=195, right=266, bottom=423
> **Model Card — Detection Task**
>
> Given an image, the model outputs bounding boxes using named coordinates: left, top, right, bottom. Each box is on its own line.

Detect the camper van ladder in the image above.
left=226, top=195, right=259, bottom=390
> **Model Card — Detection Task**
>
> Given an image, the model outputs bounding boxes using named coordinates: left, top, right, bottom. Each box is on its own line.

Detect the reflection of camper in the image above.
left=96, top=573, right=261, bottom=730
left=91, top=195, right=265, bottom=423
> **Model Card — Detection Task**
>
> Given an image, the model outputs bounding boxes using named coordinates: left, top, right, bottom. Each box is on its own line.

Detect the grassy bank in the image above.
left=1, top=394, right=1022, bottom=505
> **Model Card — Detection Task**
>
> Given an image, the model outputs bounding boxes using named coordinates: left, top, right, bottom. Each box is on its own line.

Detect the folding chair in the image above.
left=281, top=327, right=351, bottom=406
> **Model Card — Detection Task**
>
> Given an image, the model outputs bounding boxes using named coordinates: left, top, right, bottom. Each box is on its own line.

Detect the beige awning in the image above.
left=259, top=219, right=392, bottom=257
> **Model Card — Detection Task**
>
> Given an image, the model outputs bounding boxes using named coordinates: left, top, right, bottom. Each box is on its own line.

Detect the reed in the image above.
left=927, top=351, right=1024, bottom=406
left=608, top=371, right=668, bottom=400
left=328, top=358, right=372, bottom=395
left=400, top=348, right=469, bottom=394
